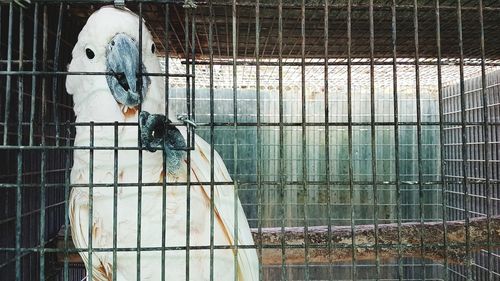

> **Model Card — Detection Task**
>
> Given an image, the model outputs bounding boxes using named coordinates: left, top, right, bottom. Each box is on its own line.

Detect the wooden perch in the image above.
left=256, top=215, right=500, bottom=265
left=56, top=216, right=500, bottom=265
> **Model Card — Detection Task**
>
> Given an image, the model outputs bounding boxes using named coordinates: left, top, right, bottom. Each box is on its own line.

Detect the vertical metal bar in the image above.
left=162, top=4, right=170, bottom=281
left=29, top=4, right=38, bottom=146
left=208, top=1, right=215, bottom=280
left=88, top=122, right=95, bottom=281
left=41, top=4, right=48, bottom=144
left=183, top=16, right=192, bottom=279
left=39, top=6, right=48, bottom=281
left=231, top=1, right=239, bottom=280
left=39, top=97, right=47, bottom=278
left=368, top=1, right=380, bottom=279
left=17, top=5, right=23, bottom=148
left=278, top=1, right=287, bottom=280
left=412, top=1, right=426, bottom=278
left=435, top=1, right=449, bottom=279
left=391, top=1, right=403, bottom=279
left=51, top=3, right=63, bottom=146
left=3, top=3, right=13, bottom=145
left=189, top=3, right=197, bottom=279
left=456, top=1, right=471, bottom=279
left=63, top=121, right=71, bottom=281
left=136, top=4, right=144, bottom=281
left=255, top=1, right=263, bottom=280
left=478, top=1, right=492, bottom=280
left=324, top=1, right=333, bottom=280
left=177, top=3, right=196, bottom=279
left=15, top=153, right=22, bottom=281
left=300, top=1, right=310, bottom=280
left=185, top=3, right=191, bottom=149
left=347, top=1, right=357, bottom=279
left=112, top=122, right=118, bottom=281
left=184, top=4, right=193, bottom=280
left=0, top=5, right=1, bottom=67
left=191, top=6, right=196, bottom=146
left=0, top=4, right=2, bottom=76
left=14, top=4, right=23, bottom=280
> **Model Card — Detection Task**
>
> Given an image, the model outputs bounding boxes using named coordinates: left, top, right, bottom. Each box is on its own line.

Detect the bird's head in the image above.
left=66, top=6, right=162, bottom=116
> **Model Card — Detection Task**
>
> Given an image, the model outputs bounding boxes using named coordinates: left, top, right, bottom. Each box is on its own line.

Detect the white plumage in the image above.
left=67, top=7, right=258, bottom=281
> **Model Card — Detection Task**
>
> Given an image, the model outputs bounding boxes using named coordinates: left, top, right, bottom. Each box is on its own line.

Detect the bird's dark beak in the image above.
left=105, top=33, right=149, bottom=107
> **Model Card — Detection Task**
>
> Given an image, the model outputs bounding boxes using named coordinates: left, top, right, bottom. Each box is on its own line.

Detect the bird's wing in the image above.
left=188, top=133, right=259, bottom=281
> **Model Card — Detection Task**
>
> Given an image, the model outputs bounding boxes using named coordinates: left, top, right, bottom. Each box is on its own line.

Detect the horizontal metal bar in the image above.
left=0, top=145, right=198, bottom=150
left=2, top=242, right=500, bottom=254
left=183, top=59, right=500, bottom=67
left=0, top=181, right=234, bottom=188
left=1, top=179, right=497, bottom=189
left=0, top=71, right=194, bottom=77
left=195, top=2, right=500, bottom=12
left=26, top=0, right=185, bottom=3
left=3, top=121, right=500, bottom=128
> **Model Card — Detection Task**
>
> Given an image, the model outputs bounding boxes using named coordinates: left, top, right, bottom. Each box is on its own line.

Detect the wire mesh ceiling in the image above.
left=64, top=0, right=500, bottom=61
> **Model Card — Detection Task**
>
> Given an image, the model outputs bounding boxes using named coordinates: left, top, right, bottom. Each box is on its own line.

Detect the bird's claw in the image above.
left=139, top=111, right=168, bottom=152
left=139, top=111, right=187, bottom=173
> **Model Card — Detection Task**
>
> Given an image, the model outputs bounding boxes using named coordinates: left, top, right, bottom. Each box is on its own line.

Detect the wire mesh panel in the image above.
left=443, top=69, right=500, bottom=280
left=1, top=0, right=500, bottom=281
left=0, top=3, right=76, bottom=280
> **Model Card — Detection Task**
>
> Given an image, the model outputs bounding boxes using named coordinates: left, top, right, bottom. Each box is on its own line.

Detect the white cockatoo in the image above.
left=67, top=6, right=258, bottom=281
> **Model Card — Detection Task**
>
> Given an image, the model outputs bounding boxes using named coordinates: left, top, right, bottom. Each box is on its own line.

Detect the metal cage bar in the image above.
left=300, top=1, right=310, bottom=280
left=435, top=0, right=450, bottom=280
left=208, top=1, right=215, bottom=280
left=368, top=1, right=380, bottom=278
left=391, top=1, right=403, bottom=279
left=277, top=1, right=287, bottom=279
left=456, top=1, right=472, bottom=279
left=231, top=1, right=240, bottom=281
left=255, top=1, right=263, bottom=280
left=346, top=1, right=357, bottom=279
left=136, top=4, right=144, bottom=281
left=478, top=1, right=494, bottom=280
left=323, top=0, right=333, bottom=280
left=412, top=0, right=426, bottom=278
left=161, top=4, right=170, bottom=281
left=3, top=3, right=14, bottom=146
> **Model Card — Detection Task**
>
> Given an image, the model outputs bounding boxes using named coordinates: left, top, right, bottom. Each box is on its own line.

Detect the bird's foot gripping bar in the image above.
left=139, top=111, right=187, bottom=171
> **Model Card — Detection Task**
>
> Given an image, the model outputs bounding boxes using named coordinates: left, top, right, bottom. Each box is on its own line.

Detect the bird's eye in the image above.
left=86, top=48, right=95, bottom=59
left=151, top=43, right=155, bottom=54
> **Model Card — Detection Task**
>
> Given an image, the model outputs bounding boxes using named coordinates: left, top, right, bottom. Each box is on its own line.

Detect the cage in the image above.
left=0, top=0, right=499, bottom=280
